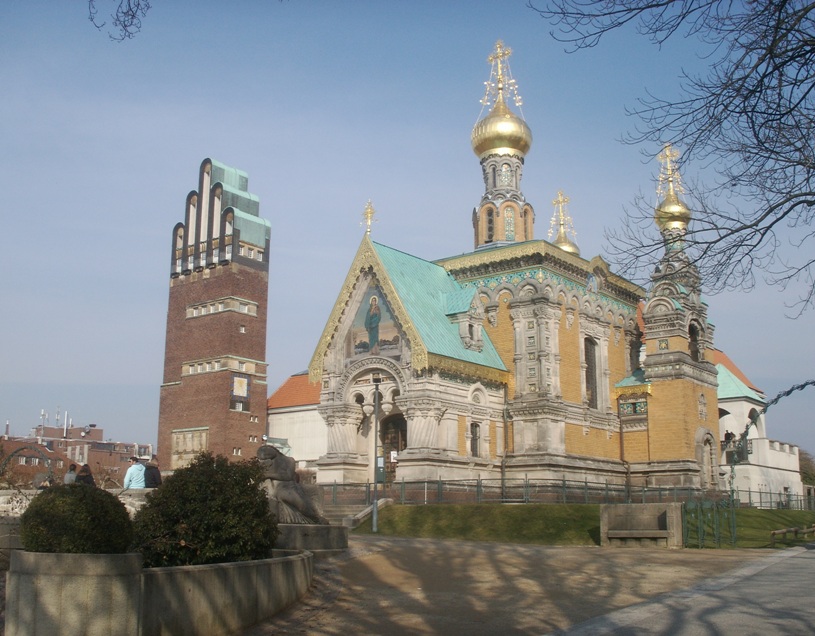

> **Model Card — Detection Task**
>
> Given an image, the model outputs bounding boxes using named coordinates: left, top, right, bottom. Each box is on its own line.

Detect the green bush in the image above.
left=20, top=484, right=133, bottom=553
left=132, top=452, right=278, bottom=567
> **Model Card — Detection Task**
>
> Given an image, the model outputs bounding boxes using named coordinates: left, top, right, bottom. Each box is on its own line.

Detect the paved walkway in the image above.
left=247, top=536, right=815, bottom=635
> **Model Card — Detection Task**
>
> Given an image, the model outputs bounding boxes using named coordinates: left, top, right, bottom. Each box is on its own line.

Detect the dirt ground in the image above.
left=245, top=535, right=769, bottom=636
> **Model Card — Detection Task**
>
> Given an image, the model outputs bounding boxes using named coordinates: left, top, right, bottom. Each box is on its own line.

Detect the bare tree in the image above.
left=88, top=0, right=152, bottom=41
left=529, top=0, right=815, bottom=314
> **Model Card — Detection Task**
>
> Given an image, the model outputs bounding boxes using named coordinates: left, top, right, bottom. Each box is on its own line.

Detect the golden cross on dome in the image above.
left=552, top=190, right=570, bottom=217
left=480, top=40, right=523, bottom=110
left=657, top=143, right=684, bottom=198
left=361, top=199, right=377, bottom=235
left=548, top=190, right=580, bottom=254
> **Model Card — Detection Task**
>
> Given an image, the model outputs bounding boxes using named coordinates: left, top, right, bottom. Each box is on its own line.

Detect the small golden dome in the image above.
left=655, top=190, right=691, bottom=231
left=471, top=98, right=532, bottom=159
left=553, top=232, right=580, bottom=256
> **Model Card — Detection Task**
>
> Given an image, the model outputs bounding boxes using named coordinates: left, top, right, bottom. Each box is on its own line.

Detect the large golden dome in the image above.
left=471, top=98, right=532, bottom=159
left=655, top=190, right=691, bottom=232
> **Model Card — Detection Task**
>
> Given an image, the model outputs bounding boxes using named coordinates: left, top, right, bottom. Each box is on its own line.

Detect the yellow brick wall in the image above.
left=564, top=422, right=619, bottom=459
left=559, top=308, right=582, bottom=404
left=646, top=380, right=719, bottom=461
left=607, top=325, right=628, bottom=388
left=621, top=429, right=650, bottom=463
left=645, top=335, right=690, bottom=356
left=483, top=292, right=516, bottom=397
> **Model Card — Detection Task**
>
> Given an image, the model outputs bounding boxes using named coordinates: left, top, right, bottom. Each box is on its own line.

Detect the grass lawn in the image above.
left=353, top=503, right=815, bottom=549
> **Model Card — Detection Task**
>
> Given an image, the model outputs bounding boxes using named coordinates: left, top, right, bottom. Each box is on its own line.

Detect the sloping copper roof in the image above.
left=711, top=349, right=763, bottom=395
left=267, top=372, right=320, bottom=409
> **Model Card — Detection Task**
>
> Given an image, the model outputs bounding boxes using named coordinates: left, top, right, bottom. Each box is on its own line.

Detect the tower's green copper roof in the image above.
left=233, top=209, right=270, bottom=247
left=209, top=159, right=268, bottom=247
left=373, top=242, right=506, bottom=371
left=717, top=364, right=765, bottom=402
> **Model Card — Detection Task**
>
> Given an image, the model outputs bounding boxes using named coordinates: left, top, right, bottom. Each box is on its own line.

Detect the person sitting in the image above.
left=75, top=464, right=96, bottom=486
left=144, top=456, right=162, bottom=488
left=63, top=464, right=77, bottom=484
left=123, top=457, right=146, bottom=489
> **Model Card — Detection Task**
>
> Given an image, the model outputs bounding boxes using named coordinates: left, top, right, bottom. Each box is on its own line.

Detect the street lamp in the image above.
left=372, top=373, right=381, bottom=533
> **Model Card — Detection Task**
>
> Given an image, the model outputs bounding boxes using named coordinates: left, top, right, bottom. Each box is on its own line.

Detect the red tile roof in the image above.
left=267, top=372, right=321, bottom=409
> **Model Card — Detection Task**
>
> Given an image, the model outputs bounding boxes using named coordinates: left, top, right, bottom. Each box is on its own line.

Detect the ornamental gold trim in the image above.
left=427, top=353, right=509, bottom=385
left=435, top=240, right=645, bottom=297
left=308, top=235, right=428, bottom=383
left=613, top=384, right=652, bottom=399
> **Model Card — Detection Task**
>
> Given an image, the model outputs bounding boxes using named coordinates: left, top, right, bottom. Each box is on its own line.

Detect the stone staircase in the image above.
left=321, top=503, right=371, bottom=527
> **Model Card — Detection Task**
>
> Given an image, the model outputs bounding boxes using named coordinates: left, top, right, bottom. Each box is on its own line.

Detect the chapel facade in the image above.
left=305, top=42, right=721, bottom=489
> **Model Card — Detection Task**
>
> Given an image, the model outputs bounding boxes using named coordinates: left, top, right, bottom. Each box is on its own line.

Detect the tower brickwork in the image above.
left=638, top=145, right=720, bottom=487
left=158, top=158, right=270, bottom=470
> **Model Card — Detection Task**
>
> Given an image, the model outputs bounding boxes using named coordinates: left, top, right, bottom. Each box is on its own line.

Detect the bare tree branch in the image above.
left=530, top=0, right=815, bottom=314
left=88, top=0, right=152, bottom=41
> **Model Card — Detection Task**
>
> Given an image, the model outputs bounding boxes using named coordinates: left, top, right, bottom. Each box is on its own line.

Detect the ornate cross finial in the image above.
left=361, top=199, right=377, bottom=235
left=479, top=40, right=523, bottom=110
left=548, top=191, right=574, bottom=238
left=548, top=190, right=580, bottom=254
left=657, top=143, right=684, bottom=198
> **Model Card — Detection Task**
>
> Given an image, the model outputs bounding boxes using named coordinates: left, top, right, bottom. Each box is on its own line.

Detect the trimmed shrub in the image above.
left=132, top=452, right=278, bottom=567
left=20, top=484, right=133, bottom=553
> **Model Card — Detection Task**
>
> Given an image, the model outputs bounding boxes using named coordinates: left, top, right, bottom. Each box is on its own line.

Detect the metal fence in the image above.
left=319, top=478, right=815, bottom=511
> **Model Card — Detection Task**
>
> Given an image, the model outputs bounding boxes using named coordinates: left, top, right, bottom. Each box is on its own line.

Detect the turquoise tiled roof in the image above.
left=373, top=242, right=506, bottom=371
left=615, top=368, right=647, bottom=388
left=717, top=364, right=764, bottom=402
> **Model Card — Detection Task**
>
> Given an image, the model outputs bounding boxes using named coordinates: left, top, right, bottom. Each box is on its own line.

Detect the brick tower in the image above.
left=158, top=158, right=270, bottom=470
left=639, top=145, right=719, bottom=488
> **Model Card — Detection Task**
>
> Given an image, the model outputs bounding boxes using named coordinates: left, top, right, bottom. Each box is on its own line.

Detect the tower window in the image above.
left=584, top=337, right=598, bottom=409
left=504, top=208, right=515, bottom=241
left=689, top=323, right=701, bottom=362
left=486, top=209, right=494, bottom=242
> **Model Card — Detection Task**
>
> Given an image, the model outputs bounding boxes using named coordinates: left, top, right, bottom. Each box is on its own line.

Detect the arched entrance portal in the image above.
left=380, top=413, right=407, bottom=482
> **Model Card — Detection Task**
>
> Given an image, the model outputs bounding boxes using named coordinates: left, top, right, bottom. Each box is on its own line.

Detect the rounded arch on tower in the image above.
left=687, top=318, right=705, bottom=362
left=695, top=426, right=720, bottom=490
left=643, top=296, right=679, bottom=316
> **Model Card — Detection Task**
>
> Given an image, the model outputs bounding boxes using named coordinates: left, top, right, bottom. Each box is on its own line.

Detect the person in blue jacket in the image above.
left=123, top=456, right=146, bottom=489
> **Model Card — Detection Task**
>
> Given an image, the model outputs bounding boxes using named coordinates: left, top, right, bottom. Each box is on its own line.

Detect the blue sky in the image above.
left=2, top=1, right=813, bottom=454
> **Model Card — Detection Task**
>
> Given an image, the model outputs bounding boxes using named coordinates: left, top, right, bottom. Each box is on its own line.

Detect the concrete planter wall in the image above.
left=140, top=551, right=313, bottom=636
left=5, top=549, right=314, bottom=636
left=5, top=552, right=143, bottom=636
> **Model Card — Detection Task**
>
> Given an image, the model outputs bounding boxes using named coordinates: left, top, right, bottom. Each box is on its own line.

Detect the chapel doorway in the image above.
left=381, top=414, right=407, bottom=482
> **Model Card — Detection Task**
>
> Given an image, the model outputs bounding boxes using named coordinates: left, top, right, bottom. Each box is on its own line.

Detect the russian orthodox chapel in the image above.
left=303, top=41, right=722, bottom=489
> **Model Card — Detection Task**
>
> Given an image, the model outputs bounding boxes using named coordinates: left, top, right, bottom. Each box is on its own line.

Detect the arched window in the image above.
left=504, top=208, right=515, bottom=241
left=470, top=422, right=481, bottom=457
left=584, top=337, right=598, bottom=409
left=486, top=209, right=494, bottom=243
left=689, top=323, right=701, bottom=362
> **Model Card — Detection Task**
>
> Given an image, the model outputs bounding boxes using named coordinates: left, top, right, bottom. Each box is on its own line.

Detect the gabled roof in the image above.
left=308, top=235, right=507, bottom=383
left=267, top=372, right=320, bottom=409
left=711, top=349, right=763, bottom=396
left=716, top=363, right=765, bottom=403
left=373, top=242, right=505, bottom=370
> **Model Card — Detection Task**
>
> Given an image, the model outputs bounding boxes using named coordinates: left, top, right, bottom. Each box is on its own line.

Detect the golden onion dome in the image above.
left=552, top=231, right=580, bottom=256
left=471, top=98, right=532, bottom=159
left=654, top=189, right=691, bottom=232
